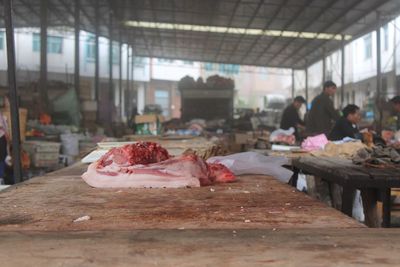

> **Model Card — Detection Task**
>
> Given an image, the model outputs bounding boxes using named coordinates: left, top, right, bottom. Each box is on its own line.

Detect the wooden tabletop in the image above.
left=292, top=156, right=400, bottom=188
left=0, top=163, right=362, bottom=232
left=1, top=228, right=399, bottom=267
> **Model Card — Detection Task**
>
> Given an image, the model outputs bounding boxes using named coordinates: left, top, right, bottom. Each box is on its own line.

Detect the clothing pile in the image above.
left=352, top=146, right=400, bottom=168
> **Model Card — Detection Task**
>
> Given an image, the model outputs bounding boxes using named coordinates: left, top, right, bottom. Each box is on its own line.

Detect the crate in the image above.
left=31, top=153, right=60, bottom=168
left=22, top=141, right=61, bottom=168
left=23, top=141, right=61, bottom=153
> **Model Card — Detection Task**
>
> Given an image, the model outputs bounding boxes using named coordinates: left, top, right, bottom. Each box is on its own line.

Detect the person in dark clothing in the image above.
left=329, top=104, right=362, bottom=141
left=280, top=96, right=306, bottom=138
left=306, top=81, right=340, bottom=135
left=390, top=96, right=400, bottom=130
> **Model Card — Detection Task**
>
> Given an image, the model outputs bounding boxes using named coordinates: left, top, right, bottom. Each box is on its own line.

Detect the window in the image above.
left=85, top=35, right=95, bottom=62
left=364, top=34, right=372, bottom=60
left=204, top=63, right=214, bottom=71
left=48, top=36, right=63, bottom=53
left=0, top=31, right=4, bottom=50
left=33, top=33, right=40, bottom=52
left=383, top=24, right=389, bottom=51
left=112, top=42, right=120, bottom=65
left=326, top=70, right=333, bottom=81
left=219, top=64, right=240, bottom=75
left=158, top=58, right=174, bottom=63
left=134, top=57, right=145, bottom=67
left=32, top=33, right=63, bottom=54
left=155, top=90, right=170, bottom=117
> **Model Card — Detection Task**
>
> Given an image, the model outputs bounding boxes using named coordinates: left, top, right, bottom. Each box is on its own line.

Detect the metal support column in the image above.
left=118, top=30, right=123, bottom=120
left=131, top=45, right=134, bottom=92
left=131, top=43, right=136, bottom=110
left=108, top=11, right=113, bottom=124
left=125, top=45, right=130, bottom=119
left=126, top=45, right=130, bottom=91
left=376, top=12, right=382, bottom=133
left=4, top=0, right=22, bottom=183
left=40, top=0, right=48, bottom=112
left=394, top=19, right=398, bottom=95
left=74, top=0, right=80, bottom=100
left=94, top=1, right=100, bottom=122
left=322, top=48, right=326, bottom=84
left=341, top=36, right=345, bottom=108
left=305, top=68, right=309, bottom=109
left=291, top=69, right=295, bottom=100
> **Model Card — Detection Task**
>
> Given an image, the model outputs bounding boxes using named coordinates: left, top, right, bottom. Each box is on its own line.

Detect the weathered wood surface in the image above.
left=292, top=156, right=400, bottom=188
left=0, top=163, right=362, bottom=231
left=0, top=228, right=399, bottom=267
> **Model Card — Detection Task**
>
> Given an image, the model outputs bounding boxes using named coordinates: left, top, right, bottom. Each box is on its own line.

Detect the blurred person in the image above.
left=390, top=96, right=400, bottom=130
left=280, top=96, right=306, bottom=139
left=329, top=104, right=362, bottom=141
left=306, top=81, right=340, bottom=135
left=0, top=109, right=9, bottom=183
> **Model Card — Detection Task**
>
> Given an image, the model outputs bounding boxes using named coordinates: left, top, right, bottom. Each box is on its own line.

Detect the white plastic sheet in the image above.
left=207, top=152, right=293, bottom=183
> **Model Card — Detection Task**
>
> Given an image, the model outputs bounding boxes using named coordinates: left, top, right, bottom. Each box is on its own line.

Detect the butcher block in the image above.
left=0, top=163, right=361, bottom=231
left=0, top=162, right=381, bottom=267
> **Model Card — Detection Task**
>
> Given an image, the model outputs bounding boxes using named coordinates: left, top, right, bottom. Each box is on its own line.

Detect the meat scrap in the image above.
left=82, top=142, right=236, bottom=188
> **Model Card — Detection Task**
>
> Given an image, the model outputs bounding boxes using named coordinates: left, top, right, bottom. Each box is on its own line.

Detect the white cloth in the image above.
left=207, top=152, right=293, bottom=183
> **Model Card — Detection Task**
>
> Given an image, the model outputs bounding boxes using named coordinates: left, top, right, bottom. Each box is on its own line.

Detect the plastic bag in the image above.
left=301, top=134, right=328, bottom=151
left=207, top=152, right=293, bottom=183
left=269, top=127, right=296, bottom=145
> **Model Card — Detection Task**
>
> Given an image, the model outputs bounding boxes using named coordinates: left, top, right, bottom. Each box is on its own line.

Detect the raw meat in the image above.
left=208, top=163, right=236, bottom=183
left=98, top=142, right=170, bottom=167
left=82, top=142, right=236, bottom=188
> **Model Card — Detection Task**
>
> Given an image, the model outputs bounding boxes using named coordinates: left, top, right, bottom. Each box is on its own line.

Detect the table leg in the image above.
left=360, top=189, right=380, bottom=228
left=329, top=182, right=343, bottom=210
left=381, top=188, right=391, bottom=228
left=289, top=168, right=299, bottom=187
left=341, top=186, right=355, bottom=217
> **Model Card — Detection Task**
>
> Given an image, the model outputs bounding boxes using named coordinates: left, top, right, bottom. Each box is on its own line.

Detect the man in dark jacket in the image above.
left=329, top=104, right=362, bottom=141
left=306, top=80, right=340, bottom=135
left=280, top=96, right=306, bottom=139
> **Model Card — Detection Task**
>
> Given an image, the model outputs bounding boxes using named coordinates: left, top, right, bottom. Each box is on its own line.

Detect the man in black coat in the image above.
left=307, top=81, right=340, bottom=135
left=280, top=96, right=306, bottom=139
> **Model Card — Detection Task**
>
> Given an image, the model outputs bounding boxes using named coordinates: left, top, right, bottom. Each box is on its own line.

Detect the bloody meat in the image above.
left=82, top=142, right=235, bottom=188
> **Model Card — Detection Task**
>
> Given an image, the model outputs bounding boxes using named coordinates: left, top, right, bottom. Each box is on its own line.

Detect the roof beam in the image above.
left=131, top=1, right=152, bottom=57
left=149, top=0, right=164, bottom=56
left=213, top=0, right=241, bottom=60
left=283, top=0, right=391, bottom=68
left=200, top=1, right=220, bottom=61
left=47, top=0, right=74, bottom=26
left=267, top=0, right=338, bottom=64
left=225, top=0, right=265, bottom=62
left=254, top=0, right=317, bottom=65
left=238, top=0, right=289, bottom=64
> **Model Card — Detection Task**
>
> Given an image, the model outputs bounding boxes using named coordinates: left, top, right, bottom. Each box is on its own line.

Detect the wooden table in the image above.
left=1, top=228, right=400, bottom=267
left=0, top=163, right=369, bottom=266
left=0, top=163, right=361, bottom=231
left=291, top=156, right=400, bottom=228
